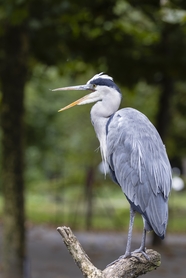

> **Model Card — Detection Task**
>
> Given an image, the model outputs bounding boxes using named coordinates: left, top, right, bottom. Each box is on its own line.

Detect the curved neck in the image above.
left=90, top=92, right=121, bottom=163
left=91, top=90, right=121, bottom=120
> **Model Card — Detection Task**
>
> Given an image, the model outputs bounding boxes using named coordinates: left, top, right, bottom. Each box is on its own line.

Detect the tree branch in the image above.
left=57, top=226, right=161, bottom=278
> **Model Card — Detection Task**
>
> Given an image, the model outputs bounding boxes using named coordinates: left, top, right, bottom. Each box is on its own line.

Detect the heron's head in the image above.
left=52, top=72, right=121, bottom=112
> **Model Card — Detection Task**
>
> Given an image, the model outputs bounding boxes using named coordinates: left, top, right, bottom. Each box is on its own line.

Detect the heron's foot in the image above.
left=106, top=248, right=157, bottom=268
left=130, top=248, right=149, bottom=263
left=131, top=248, right=158, bottom=266
left=106, top=252, right=131, bottom=267
left=106, top=257, right=120, bottom=267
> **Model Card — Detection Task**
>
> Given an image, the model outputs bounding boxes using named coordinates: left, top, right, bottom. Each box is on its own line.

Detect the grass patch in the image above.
left=0, top=184, right=186, bottom=233
left=25, top=192, right=144, bottom=231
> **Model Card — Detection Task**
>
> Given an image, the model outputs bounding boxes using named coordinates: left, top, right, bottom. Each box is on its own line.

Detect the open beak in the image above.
left=52, top=84, right=97, bottom=112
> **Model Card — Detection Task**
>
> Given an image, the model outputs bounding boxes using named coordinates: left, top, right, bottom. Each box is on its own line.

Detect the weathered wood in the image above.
left=102, top=249, right=160, bottom=278
left=57, top=227, right=102, bottom=277
left=57, top=226, right=161, bottom=278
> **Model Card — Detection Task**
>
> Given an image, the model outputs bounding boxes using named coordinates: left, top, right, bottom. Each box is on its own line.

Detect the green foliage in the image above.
left=25, top=65, right=100, bottom=186
left=1, top=0, right=186, bottom=230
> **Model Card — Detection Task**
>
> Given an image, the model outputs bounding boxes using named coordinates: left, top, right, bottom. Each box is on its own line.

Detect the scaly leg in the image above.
left=123, top=206, right=136, bottom=258
left=131, top=228, right=150, bottom=260
left=107, top=206, right=135, bottom=267
left=132, top=228, right=159, bottom=266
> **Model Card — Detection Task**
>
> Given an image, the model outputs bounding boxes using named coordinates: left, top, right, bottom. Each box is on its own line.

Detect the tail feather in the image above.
left=145, top=192, right=168, bottom=238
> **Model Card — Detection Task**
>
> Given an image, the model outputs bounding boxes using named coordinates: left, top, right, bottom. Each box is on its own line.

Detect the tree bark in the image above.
left=57, top=226, right=161, bottom=278
left=0, top=25, right=28, bottom=278
left=85, top=166, right=95, bottom=230
left=156, top=75, right=174, bottom=141
left=153, top=25, right=174, bottom=247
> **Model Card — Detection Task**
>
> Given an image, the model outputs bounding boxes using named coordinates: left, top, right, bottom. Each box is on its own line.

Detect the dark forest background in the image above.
left=1, top=0, right=186, bottom=277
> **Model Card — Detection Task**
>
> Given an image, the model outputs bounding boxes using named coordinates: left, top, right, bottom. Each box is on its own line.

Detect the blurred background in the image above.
left=0, top=0, right=186, bottom=277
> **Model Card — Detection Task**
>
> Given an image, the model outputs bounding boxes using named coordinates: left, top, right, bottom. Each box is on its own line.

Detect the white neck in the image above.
left=90, top=90, right=121, bottom=165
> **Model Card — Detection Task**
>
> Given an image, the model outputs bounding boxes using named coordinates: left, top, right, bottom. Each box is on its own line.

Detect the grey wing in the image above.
left=106, top=108, right=172, bottom=237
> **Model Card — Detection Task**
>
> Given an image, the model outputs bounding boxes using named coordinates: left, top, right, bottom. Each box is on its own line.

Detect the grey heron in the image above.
left=53, top=72, right=172, bottom=260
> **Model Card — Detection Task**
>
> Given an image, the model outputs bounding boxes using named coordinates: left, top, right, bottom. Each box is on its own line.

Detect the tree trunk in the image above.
left=0, top=25, right=28, bottom=278
left=85, top=166, right=95, bottom=230
left=156, top=75, right=174, bottom=141
left=153, top=25, right=174, bottom=246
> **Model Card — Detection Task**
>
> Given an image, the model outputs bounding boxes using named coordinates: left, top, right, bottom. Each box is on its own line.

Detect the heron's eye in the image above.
left=93, top=84, right=97, bottom=89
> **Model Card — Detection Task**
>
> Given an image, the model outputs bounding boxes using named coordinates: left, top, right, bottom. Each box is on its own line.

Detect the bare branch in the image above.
left=102, top=249, right=160, bottom=278
left=57, top=226, right=161, bottom=278
left=57, top=226, right=102, bottom=277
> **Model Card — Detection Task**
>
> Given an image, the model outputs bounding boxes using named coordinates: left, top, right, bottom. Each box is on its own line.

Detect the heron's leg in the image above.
left=132, top=228, right=146, bottom=253
left=131, top=228, right=151, bottom=262
left=106, top=206, right=135, bottom=267
left=123, top=206, right=136, bottom=257
left=131, top=229, right=159, bottom=266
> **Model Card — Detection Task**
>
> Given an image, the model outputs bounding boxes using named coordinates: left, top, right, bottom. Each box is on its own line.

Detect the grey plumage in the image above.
left=53, top=72, right=172, bottom=259
left=106, top=108, right=171, bottom=238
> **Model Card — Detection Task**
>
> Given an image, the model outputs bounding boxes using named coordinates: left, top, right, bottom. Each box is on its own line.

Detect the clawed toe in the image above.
left=131, top=249, right=149, bottom=262
left=131, top=250, right=158, bottom=267
left=106, top=248, right=158, bottom=268
left=106, top=258, right=119, bottom=267
left=106, top=253, right=131, bottom=267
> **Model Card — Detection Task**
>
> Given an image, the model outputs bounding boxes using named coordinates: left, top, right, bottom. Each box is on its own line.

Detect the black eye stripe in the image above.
left=90, top=78, right=121, bottom=94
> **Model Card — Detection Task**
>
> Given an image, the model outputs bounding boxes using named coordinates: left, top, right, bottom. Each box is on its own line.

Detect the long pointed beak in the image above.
left=52, top=84, right=95, bottom=112
left=58, top=94, right=91, bottom=112
left=52, top=84, right=92, bottom=92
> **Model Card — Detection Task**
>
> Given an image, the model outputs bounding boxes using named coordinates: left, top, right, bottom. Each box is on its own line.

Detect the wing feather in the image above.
left=106, top=108, right=172, bottom=237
